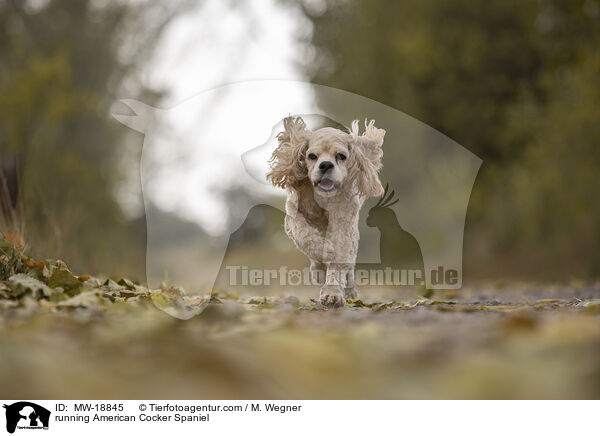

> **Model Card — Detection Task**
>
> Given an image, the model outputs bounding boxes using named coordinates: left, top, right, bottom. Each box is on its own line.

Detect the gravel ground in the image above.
left=1, top=278, right=599, bottom=399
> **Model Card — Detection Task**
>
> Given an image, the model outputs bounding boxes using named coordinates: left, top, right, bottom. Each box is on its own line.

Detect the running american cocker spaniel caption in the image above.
left=267, top=117, right=385, bottom=307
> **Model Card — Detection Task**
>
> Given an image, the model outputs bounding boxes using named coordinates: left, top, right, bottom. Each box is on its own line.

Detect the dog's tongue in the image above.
left=319, top=179, right=335, bottom=190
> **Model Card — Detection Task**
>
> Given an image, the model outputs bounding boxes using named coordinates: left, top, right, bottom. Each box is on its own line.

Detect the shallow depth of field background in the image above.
left=1, top=0, right=599, bottom=399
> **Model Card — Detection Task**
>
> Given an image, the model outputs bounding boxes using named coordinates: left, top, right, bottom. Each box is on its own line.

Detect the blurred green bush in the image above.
left=298, top=0, right=600, bottom=279
left=0, top=0, right=194, bottom=279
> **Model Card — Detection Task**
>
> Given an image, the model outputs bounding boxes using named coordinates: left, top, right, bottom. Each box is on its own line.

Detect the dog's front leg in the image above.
left=319, top=201, right=361, bottom=306
left=320, top=262, right=348, bottom=308
left=319, top=223, right=357, bottom=307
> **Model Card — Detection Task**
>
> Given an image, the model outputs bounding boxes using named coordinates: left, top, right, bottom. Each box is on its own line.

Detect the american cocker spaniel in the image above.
left=267, top=116, right=385, bottom=307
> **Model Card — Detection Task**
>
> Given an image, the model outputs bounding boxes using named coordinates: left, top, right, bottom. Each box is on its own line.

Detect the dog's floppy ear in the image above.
left=267, top=116, right=311, bottom=189
left=347, top=119, right=385, bottom=197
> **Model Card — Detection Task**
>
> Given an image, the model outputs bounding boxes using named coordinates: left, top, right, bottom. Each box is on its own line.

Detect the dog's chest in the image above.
left=299, top=200, right=329, bottom=232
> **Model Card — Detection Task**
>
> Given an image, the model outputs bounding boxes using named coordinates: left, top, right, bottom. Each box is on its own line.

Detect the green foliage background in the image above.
left=0, top=0, right=194, bottom=279
left=299, top=0, right=600, bottom=279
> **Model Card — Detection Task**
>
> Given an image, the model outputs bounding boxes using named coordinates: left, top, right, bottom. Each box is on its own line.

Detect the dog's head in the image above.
left=267, top=116, right=385, bottom=198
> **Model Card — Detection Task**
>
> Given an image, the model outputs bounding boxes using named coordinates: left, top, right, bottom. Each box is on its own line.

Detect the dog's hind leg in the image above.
left=344, top=267, right=358, bottom=300
left=310, top=261, right=326, bottom=285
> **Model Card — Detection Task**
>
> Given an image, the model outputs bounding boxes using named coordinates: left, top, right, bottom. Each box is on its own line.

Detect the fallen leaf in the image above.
left=8, top=273, right=55, bottom=298
left=24, top=260, right=45, bottom=270
left=49, top=269, right=82, bottom=297
left=57, top=291, right=103, bottom=308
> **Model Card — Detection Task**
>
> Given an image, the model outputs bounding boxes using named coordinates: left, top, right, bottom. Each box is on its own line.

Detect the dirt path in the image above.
left=1, top=278, right=599, bottom=399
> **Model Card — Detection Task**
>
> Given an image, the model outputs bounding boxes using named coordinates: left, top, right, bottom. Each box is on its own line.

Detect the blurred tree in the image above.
left=299, top=0, right=543, bottom=162
left=0, top=0, right=197, bottom=278
left=297, top=0, right=600, bottom=278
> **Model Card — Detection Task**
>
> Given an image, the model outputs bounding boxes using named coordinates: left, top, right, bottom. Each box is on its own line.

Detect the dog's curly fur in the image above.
left=267, top=116, right=385, bottom=307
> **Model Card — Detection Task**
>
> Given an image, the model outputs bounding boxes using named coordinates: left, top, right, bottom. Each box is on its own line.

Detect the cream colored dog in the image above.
left=267, top=117, right=385, bottom=307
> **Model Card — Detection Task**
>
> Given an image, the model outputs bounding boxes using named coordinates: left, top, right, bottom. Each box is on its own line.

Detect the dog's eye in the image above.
left=336, top=153, right=346, bottom=161
left=307, top=153, right=318, bottom=160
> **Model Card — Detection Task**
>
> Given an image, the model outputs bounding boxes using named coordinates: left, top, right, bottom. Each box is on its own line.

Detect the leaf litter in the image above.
left=1, top=237, right=600, bottom=399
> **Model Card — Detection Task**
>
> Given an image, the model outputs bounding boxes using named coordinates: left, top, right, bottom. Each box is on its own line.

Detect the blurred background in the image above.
left=2, top=0, right=600, bottom=402
left=1, top=0, right=599, bottom=284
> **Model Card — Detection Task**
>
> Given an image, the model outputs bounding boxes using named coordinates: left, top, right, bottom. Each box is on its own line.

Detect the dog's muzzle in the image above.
left=314, top=176, right=340, bottom=192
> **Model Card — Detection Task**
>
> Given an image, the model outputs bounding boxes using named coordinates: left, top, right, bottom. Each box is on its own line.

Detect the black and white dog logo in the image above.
left=3, top=402, right=50, bottom=434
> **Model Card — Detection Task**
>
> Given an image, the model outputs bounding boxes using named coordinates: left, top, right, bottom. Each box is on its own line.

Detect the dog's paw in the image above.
left=320, top=285, right=346, bottom=308
left=344, top=286, right=358, bottom=300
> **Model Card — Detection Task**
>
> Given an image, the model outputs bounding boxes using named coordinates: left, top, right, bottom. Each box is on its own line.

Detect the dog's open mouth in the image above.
left=314, top=178, right=340, bottom=192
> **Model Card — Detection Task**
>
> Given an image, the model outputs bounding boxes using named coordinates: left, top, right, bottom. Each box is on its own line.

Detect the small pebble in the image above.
left=285, top=295, right=300, bottom=307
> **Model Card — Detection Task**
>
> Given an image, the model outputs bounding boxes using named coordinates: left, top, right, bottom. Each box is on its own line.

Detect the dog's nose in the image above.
left=319, top=161, right=334, bottom=172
